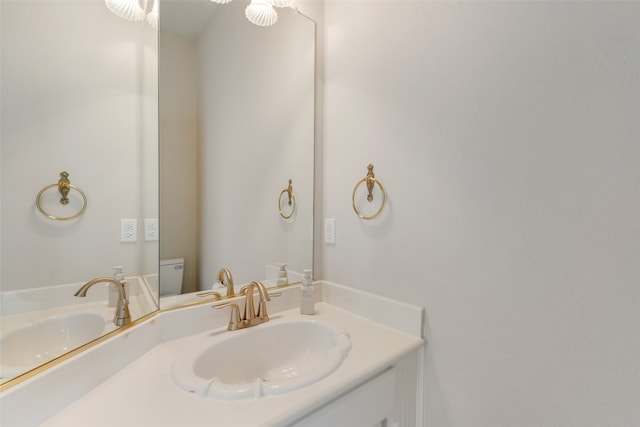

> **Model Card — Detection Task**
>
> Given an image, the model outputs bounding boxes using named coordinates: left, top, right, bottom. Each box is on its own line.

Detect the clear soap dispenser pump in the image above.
left=277, top=263, right=288, bottom=286
left=300, top=269, right=314, bottom=315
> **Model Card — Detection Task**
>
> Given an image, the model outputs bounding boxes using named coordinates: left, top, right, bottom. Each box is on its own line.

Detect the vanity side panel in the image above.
left=390, top=349, right=423, bottom=427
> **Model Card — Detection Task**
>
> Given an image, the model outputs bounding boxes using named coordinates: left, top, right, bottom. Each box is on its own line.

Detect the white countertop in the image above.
left=40, top=302, right=423, bottom=427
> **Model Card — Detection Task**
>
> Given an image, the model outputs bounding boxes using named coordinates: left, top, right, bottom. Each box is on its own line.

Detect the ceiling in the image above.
left=160, top=0, right=218, bottom=40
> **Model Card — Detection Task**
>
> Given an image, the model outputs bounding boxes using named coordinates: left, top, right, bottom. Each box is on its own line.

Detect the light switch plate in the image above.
left=324, top=218, right=336, bottom=244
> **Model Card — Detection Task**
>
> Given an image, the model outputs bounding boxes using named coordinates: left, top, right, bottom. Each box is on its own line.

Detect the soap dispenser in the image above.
left=277, top=263, right=288, bottom=286
left=300, top=269, right=314, bottom=315
left=110, top=265, right=127, bottom=307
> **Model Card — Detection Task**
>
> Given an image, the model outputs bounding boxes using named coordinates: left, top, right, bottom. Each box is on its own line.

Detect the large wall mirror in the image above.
left=159, top=0, right=315, bottom=301
left=0, top=0, right=159, bottom=383
left=0, top=0, right=314, bottom=386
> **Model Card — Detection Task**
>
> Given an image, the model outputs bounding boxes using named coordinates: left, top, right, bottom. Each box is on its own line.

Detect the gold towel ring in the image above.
left=352, top=164, right=386, bottom=220
left=36, top=171, right=87, bottom=221
left=278, top=179, right=296, bottom=219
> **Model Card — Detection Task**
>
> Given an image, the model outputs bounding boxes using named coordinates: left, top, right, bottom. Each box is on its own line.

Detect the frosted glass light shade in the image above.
left=270, top=0, right=295, bottom=8
left=105, top=0, right=145, bottom=22
left=245, top=0, right=278, bottom=26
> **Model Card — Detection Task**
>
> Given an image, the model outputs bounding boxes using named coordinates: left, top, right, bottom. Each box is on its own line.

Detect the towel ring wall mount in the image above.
left=278, top=179, right=296, bottom=219
left=352, top=164, right=386, bottom=220
left=36, top=171, right=87, bottom=221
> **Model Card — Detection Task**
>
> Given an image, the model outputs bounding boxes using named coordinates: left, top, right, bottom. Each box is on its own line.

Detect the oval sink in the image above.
left=171, top=319, right=352, bottom=400
left=0, top=312, right=106, bottom=372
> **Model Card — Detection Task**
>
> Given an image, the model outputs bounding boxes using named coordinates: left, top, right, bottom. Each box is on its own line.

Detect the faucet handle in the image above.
left=197, top=291, right=222, bottom=299
left=256, top=291, right=282, bottom=319
left=213, top=302, right=241, bottom=331
left=238, top=286, right=282, bottom=298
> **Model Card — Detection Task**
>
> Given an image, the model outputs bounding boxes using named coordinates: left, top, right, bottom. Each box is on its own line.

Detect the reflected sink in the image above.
left=0, top=312, right=106, bottom=374
left=171, top=319, right=352, bottom=400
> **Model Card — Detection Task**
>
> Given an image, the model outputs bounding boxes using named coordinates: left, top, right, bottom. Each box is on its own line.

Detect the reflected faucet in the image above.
left=214, top=281, right=278, bottom=331
left=75, top=278, right=131, bottom=326
left=216, top=268, right=235, bottom=296
left=196, top=290, right=222, bottom=299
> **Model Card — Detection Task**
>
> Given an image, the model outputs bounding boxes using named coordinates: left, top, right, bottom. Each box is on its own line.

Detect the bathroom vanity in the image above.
left=0, top=282, right=424, bottom=427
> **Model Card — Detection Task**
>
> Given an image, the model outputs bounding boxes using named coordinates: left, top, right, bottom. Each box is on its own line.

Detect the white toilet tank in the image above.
left=160, top=258, right=184, bottom=296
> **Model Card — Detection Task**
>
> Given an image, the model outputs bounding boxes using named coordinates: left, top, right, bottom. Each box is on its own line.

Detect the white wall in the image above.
left=320, top=1, right=640, bottom=426
left=1, top=0, right=158, bottom=291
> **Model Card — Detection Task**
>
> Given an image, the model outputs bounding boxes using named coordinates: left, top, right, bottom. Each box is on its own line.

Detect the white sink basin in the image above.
left=0, top=312, right=106, bottom=377
left=171, top=319, right=352, bottom=400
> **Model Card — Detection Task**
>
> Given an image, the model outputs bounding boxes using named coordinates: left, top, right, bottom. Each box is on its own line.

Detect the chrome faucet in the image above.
left=75, top=277, right=131, bottom=326
left=216, top=268, right=235, bottom=296
left=214, top=281, right=278, bottom=331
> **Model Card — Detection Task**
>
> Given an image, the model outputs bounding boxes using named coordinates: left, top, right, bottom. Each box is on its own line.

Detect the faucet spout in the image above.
left=216, top=268, right=235, bottom=296
left=242, top=282, right=257, bottom=321
left=242, top=281, right=271, bottom=321
left=254, top=280, right=270, bottom=302
left=253, top=281, right=272, bottom=319
left=215, top=280, right=278, bottom=331
left=75, top=277, right=131, bottom=326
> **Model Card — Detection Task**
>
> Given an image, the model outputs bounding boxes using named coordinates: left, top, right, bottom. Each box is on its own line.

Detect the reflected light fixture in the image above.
left=104, top=0, right=159, bottom=30
left=145, top=0, right=159, bottom=29
left=270, top=0, right=295, bottom=7
left=210, top=0, right=296, bottom=27
left=245, top=0, right=278, bottom=26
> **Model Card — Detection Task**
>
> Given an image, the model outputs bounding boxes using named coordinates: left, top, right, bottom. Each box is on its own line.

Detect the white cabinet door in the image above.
left=289, top=367, right=396, bottom=427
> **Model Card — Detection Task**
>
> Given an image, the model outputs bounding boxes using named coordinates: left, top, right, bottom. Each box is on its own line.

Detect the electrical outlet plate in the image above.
left=324, top=218, right=336, bottom=244
left=120, top=219, right=137, bottom=242
left=144, top=218, right=159, bottom=241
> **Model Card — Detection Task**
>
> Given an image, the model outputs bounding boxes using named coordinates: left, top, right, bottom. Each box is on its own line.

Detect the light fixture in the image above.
left=104, top=0, right=158, bottom=29
left=210, top=0, right=296, bottom=27
left=245, top=0, right=278, bottom=27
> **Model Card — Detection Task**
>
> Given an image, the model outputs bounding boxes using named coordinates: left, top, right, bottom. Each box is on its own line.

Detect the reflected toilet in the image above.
left=160, top=258, right=184, bottom=296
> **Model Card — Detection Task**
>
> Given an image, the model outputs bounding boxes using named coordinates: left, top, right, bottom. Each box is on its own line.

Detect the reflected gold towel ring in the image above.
left=278, top=179, right=296, bottom=219
left=36, top=171, right=87, bottom=221
left=352, top=164, right=386, bottom=220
